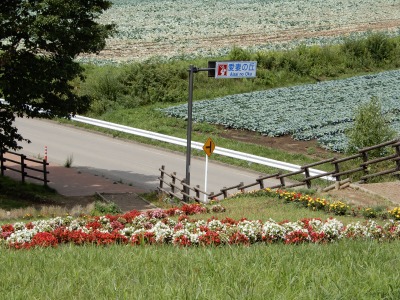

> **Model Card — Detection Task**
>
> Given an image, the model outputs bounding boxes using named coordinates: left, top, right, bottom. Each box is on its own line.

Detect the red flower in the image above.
left=1, top=224, right=14, bottom=233
left=121, top=210, right=141, bottom=223
left=199, top=231, right=221, bottom=246
left=85, top=221, right=102, bottom=230
left=130, top=232, right=155, bottom=245
left=174, top=235, right=191, bottom=247
left=110, top=221, right=125, bottom=230
left=30, top=232, right=58, bottom=248
left=181, top=204, right=207, bottom=215
left=165, top=208, right=180, bottom=216
left=229, top=232, right=250, bottom=245
left=93, top=231, right=127, bottom=245
left=25, top=222, right=34, bottom=230
left=221, top=217, right=237, bottom=225
left=285, top=230, right=309, bottom=244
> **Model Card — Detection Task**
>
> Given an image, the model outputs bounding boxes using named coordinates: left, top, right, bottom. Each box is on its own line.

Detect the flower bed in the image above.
left=2, top=202, right=400, bottom=249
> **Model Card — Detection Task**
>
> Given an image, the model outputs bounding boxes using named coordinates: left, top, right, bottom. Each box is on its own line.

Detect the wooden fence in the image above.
left=0, top=151, right=49, bottom=186
left=158, top=139, right=400, bottom=202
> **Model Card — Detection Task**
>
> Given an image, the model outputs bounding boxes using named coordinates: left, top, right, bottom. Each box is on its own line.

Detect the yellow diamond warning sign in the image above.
left=203, top=137, right=216, bottom=157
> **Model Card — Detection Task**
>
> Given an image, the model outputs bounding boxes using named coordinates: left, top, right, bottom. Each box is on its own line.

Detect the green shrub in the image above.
left=92, top=201, right=121, bottom=215
left=346, top=97, right=397, bottom=157
left=342, top=33, right=396, bottom=68
left=228, top=46, right=252, bottom=61
left=365, top=33, right=396, bottom=63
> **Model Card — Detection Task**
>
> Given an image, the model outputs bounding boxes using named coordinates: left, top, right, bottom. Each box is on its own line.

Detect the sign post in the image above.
left=184, top=65, right=195, bottom=202
left=202, top=137, right=215, bottom=202
left=184, top=61, right=256, bottom=201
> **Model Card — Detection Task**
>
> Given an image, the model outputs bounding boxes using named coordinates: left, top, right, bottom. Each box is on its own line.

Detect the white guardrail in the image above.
left=72, top=115, right=334, bottom=181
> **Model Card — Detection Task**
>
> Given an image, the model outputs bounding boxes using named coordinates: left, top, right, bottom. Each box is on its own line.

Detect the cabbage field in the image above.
left=79, top=0, right=400, bottom=63
left=161, top=70, right=400, bottom=152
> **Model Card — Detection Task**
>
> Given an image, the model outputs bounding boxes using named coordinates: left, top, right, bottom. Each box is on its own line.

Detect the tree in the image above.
left=0, top=0, right=115, bottom=151
left=346, top=97, right=397, bottom=157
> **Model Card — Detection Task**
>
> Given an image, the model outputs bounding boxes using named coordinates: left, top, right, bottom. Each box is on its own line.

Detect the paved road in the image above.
left=14, top=117, right=281, bottom=195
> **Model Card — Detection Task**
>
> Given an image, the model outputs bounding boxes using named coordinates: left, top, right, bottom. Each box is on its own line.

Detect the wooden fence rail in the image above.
left=158, top=165, right=286, bottom=202
left=158, top=139, right=400, bottom=202
left=0, top=151, right=49, bottom=186
left=158, top=165, right=213, bottom=203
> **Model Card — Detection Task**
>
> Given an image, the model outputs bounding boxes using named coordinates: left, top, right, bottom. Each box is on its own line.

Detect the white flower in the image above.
left=13, top=222, right=26, bottom=231
left=320, top=218, right=345, bottom=241
left=237, top=220, right=262, bottom=242
left=262, top=221, right=286, bottom=240
left=152, top=221, right=173, bottom=243
left=207, top=219, right=226, bottom=232
left=7, top=228, right=39, bottom=244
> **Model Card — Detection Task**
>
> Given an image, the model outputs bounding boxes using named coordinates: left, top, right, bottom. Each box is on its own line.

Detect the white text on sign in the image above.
left=215, top=61, right=257, bottom=79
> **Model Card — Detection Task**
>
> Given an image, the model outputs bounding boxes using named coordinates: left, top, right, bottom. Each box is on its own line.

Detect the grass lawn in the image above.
left=1, top=241, right=400, bottom=299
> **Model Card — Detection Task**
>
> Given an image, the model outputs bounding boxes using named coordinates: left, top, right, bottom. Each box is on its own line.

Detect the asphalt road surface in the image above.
left=14, top=117, right=281, bottom=194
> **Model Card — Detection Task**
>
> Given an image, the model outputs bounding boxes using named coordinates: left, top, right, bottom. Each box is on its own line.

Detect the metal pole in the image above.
left=204, top=154, right=208, bottom=203
left=185, top=65, right=196, bottom=201
left=0, top=151, right=4, bottom=176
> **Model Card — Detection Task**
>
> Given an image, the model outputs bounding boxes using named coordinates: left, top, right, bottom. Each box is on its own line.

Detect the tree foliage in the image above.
left=0, top=0, right=115, bottom=151
left=346, top=97, right=397, bottom=157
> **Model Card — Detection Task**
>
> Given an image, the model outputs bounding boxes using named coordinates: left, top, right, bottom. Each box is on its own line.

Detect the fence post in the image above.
left=208, top=192, right=214, bottom=201
left=360, top=151, right=369, bottom=182
left=222, top=187, right=228, bottom=199
left=195, top=185, right=200, bottom=200
left=303, top=167, right=311, bottom=188
left=333, top=161, right=341, bottom=181
left=171, top=172, right=177, bottom=194
left=182, top=178, right=189, bottom=202
left=0, top=151, right=4, bottom=176
left=394, top=143, right=400, bottom=178
left=257, top=176, right=264, bottom=189
left=238, top=182, right=244, bottom=193
left=21, top=154, right=26, bottom=183
left=159, top=165, right=165, bottom=190
left=394, top=143, right=400, bottom=166
left=43, top=159, right=48, bottom=186
left=278, top=172, right=285, bottom=187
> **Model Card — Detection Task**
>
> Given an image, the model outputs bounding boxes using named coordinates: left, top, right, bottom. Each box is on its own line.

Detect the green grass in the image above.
left=145, top=189, right=392, bottom=225
left=0, top=176, right=60, bottom=210
left=1, top=241, right=400, bottom=299
left=205, top=195, right=351, bottom=222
